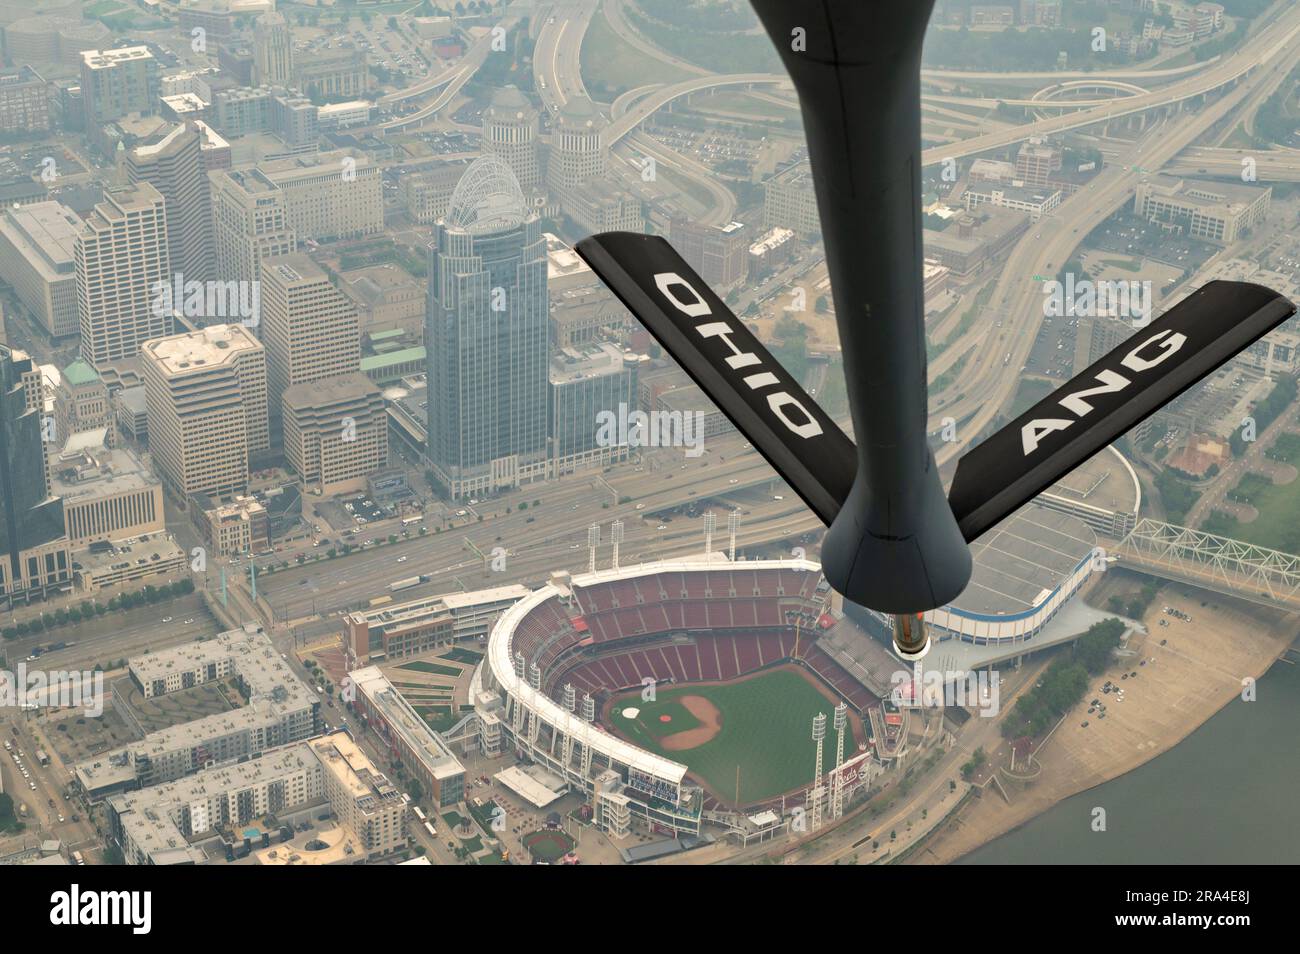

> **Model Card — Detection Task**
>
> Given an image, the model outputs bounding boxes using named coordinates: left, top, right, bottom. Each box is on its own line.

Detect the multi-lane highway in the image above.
left=253, top=436, right=823, bottom=623
left=380, top=0, right=529, bottom=129
left=922, top=2, right=1300, bottom=167
left=535, top=0, right=599, bottom=112
left=925, top=13, right=1300, bottom=468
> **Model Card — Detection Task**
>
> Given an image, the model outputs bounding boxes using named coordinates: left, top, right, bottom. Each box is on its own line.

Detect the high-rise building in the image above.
left=482, top=86, right=539, bottom=190
left=269, top=87, right=318, bottom=148
left=79, top=46, right=159, bottom=129
left=75, top=183, right=171, bottom=369
left=546, top=95, right=642, bottom=234
left=0, top=66, right=50, bottom=134
left=213, top=85, right=272, bottom=138
left=0, top=346, right=71, bottom=607
left=253, top=12, right=294, bottom=87
left=261, top=152, right=383, bottom=241
left=550, top=343, right=642, bottom=477
left=668, top=218, right=749, bottom=291
left=763, top=160, right=819, bottom=235
left=426, top=157, right=549, bottom=498
left=282, top=372, right=387, bottom=496
left=140, top=325, right=268, bottom=500
left=293, top=48, right=368, bottom=99
left=1073, top=313, right=1140, bottom=377
left=3, top=14, right=111, bottom=71
left=0, top=201, right=82, bottom=339
left=258, top=253, right=361, bottom=436
left=125, top=123, right=216, bottom=285
left=548, top=96, right=606, bottom=198
left=210, top=167, right=297, bottom=287
left=1015, top=138, right=1063, bottom=188
left=54, top=358, right=113, bottom=445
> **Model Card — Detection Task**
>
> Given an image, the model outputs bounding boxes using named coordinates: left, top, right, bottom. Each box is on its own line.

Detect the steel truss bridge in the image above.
left=1114, top=519, right=1300, bottom=610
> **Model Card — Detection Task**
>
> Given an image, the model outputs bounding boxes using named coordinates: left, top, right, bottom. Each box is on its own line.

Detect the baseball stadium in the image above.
left=470, top=558, right=878, bottom=837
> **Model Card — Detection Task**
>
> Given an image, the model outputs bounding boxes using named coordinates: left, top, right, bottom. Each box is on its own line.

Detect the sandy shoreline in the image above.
left=909, top=586, right=1298, bottom=864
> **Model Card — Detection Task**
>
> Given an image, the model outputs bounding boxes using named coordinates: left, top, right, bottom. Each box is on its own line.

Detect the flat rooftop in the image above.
left=308, top=732, right=401, bottom=811
left=77, top=624, right=316, bottom=789
left=50, top=439, right=158, bottom=503
left=958, top=505, right=1096, bottom=616
left=0, top=201, right=81, bottom=277
left=550, top=342, right=633, bottom=384
left=140, top=325, right=261, bottom=377
left=1046, top=446, right=1140, bottom=515
left=349, top=666, right=464, bottom=781
left=75, top=531, right=183, bottom=574
left=1141, top=174, right=1269, bottom=212
left=107, top=740, right=324, bottom=866
left=283, top=371, right=379, bottom=411
left=82, top=46, right=153, bottom=69
left=545, top=232, right=591, bottom=281
left=263, top=252, right=326, bottom=285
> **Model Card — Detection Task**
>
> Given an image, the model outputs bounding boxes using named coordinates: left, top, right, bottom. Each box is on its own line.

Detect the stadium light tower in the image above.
left=811, top=711, right=827, bottom=832
left=728, top=509, right=740, bottom=561
left=611, top=519, right=624, bottom=571
left=703, top=511, right=716, bottom=556
left=832, top=703, right=848, bottom=820
left=563, top=683, right=577, bottom=713
left=587, top=523, right=600, bottom=573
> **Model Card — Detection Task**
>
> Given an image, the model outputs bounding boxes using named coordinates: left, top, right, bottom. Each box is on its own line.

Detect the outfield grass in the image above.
left=610, top=668, right=854, bottom=805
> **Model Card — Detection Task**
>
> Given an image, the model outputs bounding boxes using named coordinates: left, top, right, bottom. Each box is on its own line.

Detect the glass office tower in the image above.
left=0, top=346, right=69, bottom=605
left=425, top=157, right=549, bottom=499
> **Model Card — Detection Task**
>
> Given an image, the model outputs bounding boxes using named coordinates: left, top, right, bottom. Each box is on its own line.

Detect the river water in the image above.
left=958, top=659, right=1300, bottom=864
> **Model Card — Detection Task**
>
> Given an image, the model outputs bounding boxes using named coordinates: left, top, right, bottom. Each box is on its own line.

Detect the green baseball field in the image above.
left=608, top=667, right=857, bottom=806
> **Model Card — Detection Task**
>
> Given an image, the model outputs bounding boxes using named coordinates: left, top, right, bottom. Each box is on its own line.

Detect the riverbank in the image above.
left=907, top=585, right=1297, bottom=864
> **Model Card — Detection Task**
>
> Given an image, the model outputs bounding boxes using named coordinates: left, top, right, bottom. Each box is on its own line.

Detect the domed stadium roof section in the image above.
left=445, top=155, right=528, bottom=234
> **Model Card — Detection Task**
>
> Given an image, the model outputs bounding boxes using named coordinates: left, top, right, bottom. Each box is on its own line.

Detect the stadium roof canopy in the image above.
left=495, top=765, right=566, bottom=808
